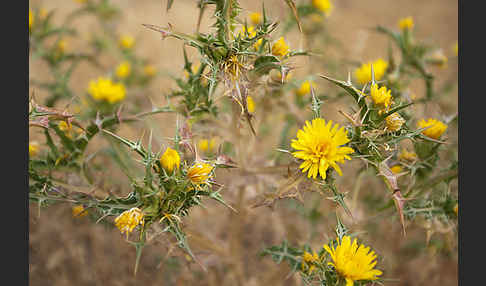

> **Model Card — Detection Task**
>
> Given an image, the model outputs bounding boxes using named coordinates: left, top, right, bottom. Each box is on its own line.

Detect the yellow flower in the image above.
left=236, top=25, right=262, bottom=50
left=323, top=236, right=382, bottom=286
left=88, top=77, right=126, bottom=104
left=249, top=12, right=262, bottom=25
left=187, top=162, right=213, bottom=185
left=114, top=208, right=144, bottom=238
left=119, top=35, right=135, bottom=49
left=59, top=120, right=72, bottom=131
left=270, top=70, right=292, bottom=82
left=247, top=96, right=255, bottom=113
left=398, top=17, right=414, bottom=30
left=39, top=8, right=48, bottom=20
left=390, top=165, right=403, bottom=174
left=385, top=113, right=405, bottom=132
left=417, top=118, right=447, bottom=139
left=160, top=147, right=181, bottom=173
left=354, top=59, right=388, bottom=85
left=370, top=84, right=393, bottom=111
left=29, top=9, right=33, bottom=31
left=301, top=251, right=319, bottom=274
left=312, top=0, right=333, bottom=16
left=453, top=42, right=458, bottom=57
left=296, top=80, right=314, bottom=97
left=272, top=37, right=290, bottom=57
left=116, top=61, right=131, bottom=79
left=198, top=139, right=209, bottom=153
left=428, top=50, right=448, bottom=68
left=29, top=141, right=40, bottom=157
left=398, top=149, right=417, bottom=162
left=56, top=39, right=68, bottom=54
left=143, top=65, right=157, bottom=77
left=72, top=205, right=88, bottom=218
left=184, top=62, right=201, bottom=78
left=291, top=118, right=354, bottom=180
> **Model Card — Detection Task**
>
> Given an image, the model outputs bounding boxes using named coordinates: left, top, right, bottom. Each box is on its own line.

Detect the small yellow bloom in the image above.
left=312, top=0, right=333, bottom=16
left=370, top=84, right=393, bottom=111
left=184, top=62, right=201, bottom=78
left=58, top=120, right=72, bottom=132
left=119, top=35, right=135, bottom=49
left=29, top=9, right=33, bottom=31
left=398, top=149, right=417, bottom=162
left=116, top=61, right=131, bottom=79
left=272, top=37, right=290, bottom=57
left=301, top=251, right=319, bottom=274
left=399, top=17, right=414, bottom=30
left=198, top=139, right=209, bottom=153
left=114, top=208, right=144, bottom=238
left=88, top=77, right=126, bottom=104
left=417, top=118, right=447, bottom=139
left=354, top=59, right=388, bottom=85
left=29, top=141, right=40, bottom=157
left=187, top=162, right=214, bottom=185
left=247, top=96, right=255, bottom=113
left=249, top=12, right=262, bottom=25
left=385, top=112, right=405, bottom=132
left=143, top=64, right=157, bottom=77
left=160, top=147, right=181, bottom=173
left=296, top=80, right=314, bottom=97
left=324, top=236, right=382, bottom=286
left=390, top=165, right=403, bottom=174
left=291, top=118, right=354, bottom=180
left=39, top=8, right=48, bottom=20
left=428, top=50, right=448, bottom=68
left=56, top=39, right=68, bottom=54
left=72, top=205, right=88, bottom=218
left=270, top=70, right=292, bottom=82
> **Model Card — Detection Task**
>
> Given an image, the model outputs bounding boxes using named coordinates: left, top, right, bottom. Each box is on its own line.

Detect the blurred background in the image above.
left=29, top=0, right=458, bottom=285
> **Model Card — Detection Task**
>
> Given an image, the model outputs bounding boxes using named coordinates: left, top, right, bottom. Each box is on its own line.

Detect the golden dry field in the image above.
left=29, top=0, right=458, bottom=285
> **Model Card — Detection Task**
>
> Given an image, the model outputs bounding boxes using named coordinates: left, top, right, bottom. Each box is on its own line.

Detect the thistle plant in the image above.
left=29, top=0, right=457, bottom=282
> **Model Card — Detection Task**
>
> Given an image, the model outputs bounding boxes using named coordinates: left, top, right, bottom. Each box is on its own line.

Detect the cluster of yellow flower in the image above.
left=88, top=77, right=126, bottom=104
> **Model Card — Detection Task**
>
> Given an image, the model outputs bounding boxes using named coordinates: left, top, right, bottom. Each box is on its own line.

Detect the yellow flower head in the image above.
left=354, top=59, right=388, bottom=85
left=428, top=50, right=448, bottom=68
left=390, top=165, right=403, bottom=174
left=29, top=9, right=33, bottom=31
left=160, top=147, right=181, bottom=173
left=72, top=205, right=88, bottom=218
left=88, top=77, right=126, bottom=104
left=417, top=118, right=447, bottom=139
left=56, top=39, right=68, bottom=54
left=184, top=62, right=201, bottom=78
left=143, top=65, right=157, bottom=77
left=187, top=162, right=214, bottom=185
left=116, top=61, right=131, bottom=79
left=114, top=207, right=144, bottom=238
left=296, top=80, right=314, bottom=97
left=399, top=17, right=414, bottom=30
left=236, top=25, right=262, bottom=50
left=301, top=251, right=320, bottom=274
left=324, top=236, right=383, bottom=286
left=272, top=37, right=290, bottom=57
left=29, top=141, right=40, bottom=157
left=39, top=8, right=48, bottom=20
left=291, top=118, right=354, bottom=180
left=59, top=120, right=72, bottom=131
left=270, top=70, right=292, bottom=82
left=312, top=0, right=333, bottom=16
left=198, top=139, right=209, bottom=152
left=247, top=96, right=255, bottom=113
left=119, top=35, right=135, bottom=49
left=370, top=84, right=393, bottom=110
left=385, top=112, right=405, bottom=132
left=398, top=149, right=417, bottom=162
left=249, top=12, right=262, bottom=25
